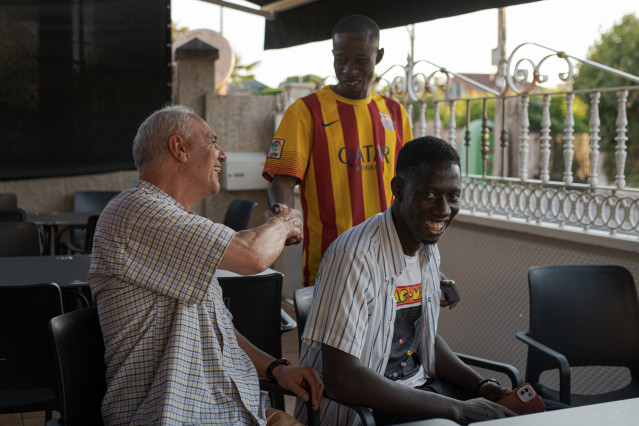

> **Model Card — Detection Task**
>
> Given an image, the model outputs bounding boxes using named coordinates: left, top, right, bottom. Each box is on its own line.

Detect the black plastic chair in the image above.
left=219, top=271, right=296, bottom=358
left=0, top=221, right=42, bottom=256
left=0, top=193, right=18, bottom=209
left=48, top=306, right=105, bottom=426
left=65, top=214, right=100, bottom=254
left=516, top=265, right=639, bottom=406
left=218, top=270, right=296, bottom=410
left=60, top=191, right=119, bottom=254
left=0, top=282, right=63, bottom=422
left=0, top=207, right=26, bottom=222
left=294, top=286, right=524, bottom=426
left=223, top=199, right=258, bottom=232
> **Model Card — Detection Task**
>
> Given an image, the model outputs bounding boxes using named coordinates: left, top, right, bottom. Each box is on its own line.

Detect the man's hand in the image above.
left=440, top=300, right=457, bottom=309
left=267, top=203, right=303, bottom=245
left=453, top=398, right=517, bottom=425
left=477, top=381, right=511, bottom=402
left=272, top=365, right=324, bottom=411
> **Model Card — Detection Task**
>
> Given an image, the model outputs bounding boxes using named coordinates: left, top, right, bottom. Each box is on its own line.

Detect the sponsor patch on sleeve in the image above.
left=267, top=138, right=285, bottom=159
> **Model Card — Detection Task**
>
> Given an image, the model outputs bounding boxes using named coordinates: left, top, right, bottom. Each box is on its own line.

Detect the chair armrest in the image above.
left=259, top=379, right=320, bottom=425
left=456, top=352, right=523, bottom=388
left=62, top=288, right=91, bottom=309
left=280, top=308, right=297, bottom=333
left=64, top=240, right=88, bottom=255
left=57, top=225, right=87, bottom=254
left=337, top=401, right=376, bottom=426
left=515, top=331, right=571, bottom=404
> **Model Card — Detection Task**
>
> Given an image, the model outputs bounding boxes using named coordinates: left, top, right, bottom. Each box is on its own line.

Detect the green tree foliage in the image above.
left=230, top=54, right=260, bottom=88
left=171, top=22, right=189, bottom=42
left=573, top=14, right=639, bottom=185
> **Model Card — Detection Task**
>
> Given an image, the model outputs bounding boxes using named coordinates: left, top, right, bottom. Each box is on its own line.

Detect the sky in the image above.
left=171, top=0, right=639, bottom=88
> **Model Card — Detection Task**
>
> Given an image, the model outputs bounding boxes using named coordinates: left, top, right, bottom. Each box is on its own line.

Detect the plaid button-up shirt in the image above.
left=90, top=180, right=267, bottom=425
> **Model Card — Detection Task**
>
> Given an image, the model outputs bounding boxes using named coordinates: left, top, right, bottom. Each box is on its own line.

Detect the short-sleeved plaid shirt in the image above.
left=90, top=180, right=267, bottom=425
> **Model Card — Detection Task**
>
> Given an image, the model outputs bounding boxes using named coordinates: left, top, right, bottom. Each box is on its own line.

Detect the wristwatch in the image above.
left=266, top=358, right=292, bottom=382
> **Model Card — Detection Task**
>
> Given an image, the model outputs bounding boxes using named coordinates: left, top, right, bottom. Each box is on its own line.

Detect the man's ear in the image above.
left=168, top=134, right=188, bottom=163
left=376, top=47, right=384, bottom=65
left=391, top=176, right=403, bottom=199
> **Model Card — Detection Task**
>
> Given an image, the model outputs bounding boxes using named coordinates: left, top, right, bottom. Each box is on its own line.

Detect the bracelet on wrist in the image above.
left=475, top=378, right=500, bottom=395
left=266, top=358, right=291, bottom=382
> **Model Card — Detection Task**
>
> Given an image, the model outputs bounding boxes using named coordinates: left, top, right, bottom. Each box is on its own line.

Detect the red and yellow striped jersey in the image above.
left=263, top=86, right=413, bottom=286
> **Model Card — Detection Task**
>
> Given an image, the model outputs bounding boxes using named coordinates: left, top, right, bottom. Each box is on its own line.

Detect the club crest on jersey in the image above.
left=379, top=112, right=395, bottom=131
left=267, top=139, right=285, bottom=159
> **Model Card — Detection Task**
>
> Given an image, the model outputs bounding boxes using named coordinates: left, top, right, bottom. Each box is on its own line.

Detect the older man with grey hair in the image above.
left=90, top=105, right=323, bottom=425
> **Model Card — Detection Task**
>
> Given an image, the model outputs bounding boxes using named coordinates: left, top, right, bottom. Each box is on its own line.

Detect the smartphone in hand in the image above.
left=440, top=279, right=461, bottom=303
left=497, top=383, right=546, bottom=415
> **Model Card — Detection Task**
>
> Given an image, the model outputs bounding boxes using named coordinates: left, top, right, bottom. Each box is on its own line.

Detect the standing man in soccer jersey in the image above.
left=262, top=15, right=413, bottom=287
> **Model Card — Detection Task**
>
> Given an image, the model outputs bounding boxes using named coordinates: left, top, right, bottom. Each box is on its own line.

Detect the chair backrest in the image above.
left=0, top=207, right=26, bottom=222
left=49, top=306, right=106, bottom=426
left=0, top=193, right=17, bottom=209
left=293, top=286, right=315, bottom=350
left=84, top=215, right=100, bottom=253
left=0, top=222, right=41, bottom=256
left=526, top=265, right=639, bottom=382
left=218, top=271, right=284, bottom=358
left=223, top=199, right=258, bottom=232
left=73, top=191, right=120, bottom=213
left=0, top=283, right=63, bottom=408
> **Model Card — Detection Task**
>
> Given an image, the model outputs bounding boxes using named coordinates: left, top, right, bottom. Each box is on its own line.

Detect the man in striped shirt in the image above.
left=90, top=105, right=323, bottom=425
left=297, top=137, right=517, bottom=425
left=262, top=15, right=413, bottom=287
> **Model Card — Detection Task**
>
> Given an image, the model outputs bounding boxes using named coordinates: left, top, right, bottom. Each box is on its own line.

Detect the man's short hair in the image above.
left=132, top=104, right=195, bottom=170
left=332, top=15, right=380, bottom=43
left=396, top=136, right=461, bottom=178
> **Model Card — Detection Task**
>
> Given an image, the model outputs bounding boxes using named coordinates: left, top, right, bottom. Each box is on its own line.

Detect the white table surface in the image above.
left=471, top=397, right=639, bottom=426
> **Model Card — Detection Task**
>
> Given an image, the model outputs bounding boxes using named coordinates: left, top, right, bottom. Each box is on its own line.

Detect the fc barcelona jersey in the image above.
left=263, top=86, right=413, bottom=286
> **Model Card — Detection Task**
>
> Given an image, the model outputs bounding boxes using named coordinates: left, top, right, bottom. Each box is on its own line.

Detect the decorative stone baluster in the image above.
left=448, top=100, right=457, bottom=150
left=464, top=100, right=471, bottom=175
left=614, top=89, right=628, bottom=189
left=500, top=98, right=509, bottom=178
left=518, top=96, right=529, bottom=181
left=407, top=103, right=414, bottom=133
left=433, top=102, right=442, bottom=138
left=417, top=102, right=427, bottom=137
left=562, top=93, right=575, bottom=185
left=481, top=99, right=490, bottom=178
left=539, top=94, right=552, bottom=183
left=588, top=92, right=601, bottom=188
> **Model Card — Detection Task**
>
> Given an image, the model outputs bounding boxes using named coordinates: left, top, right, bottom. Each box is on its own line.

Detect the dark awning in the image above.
left=240, top=0, right=541, bottom=49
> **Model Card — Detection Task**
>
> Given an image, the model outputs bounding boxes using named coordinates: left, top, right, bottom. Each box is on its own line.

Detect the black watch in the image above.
left=266, top=358, right=292, bottom=382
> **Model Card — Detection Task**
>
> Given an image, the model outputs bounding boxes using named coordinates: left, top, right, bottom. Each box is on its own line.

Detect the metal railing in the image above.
left=375, top=42, right=639, bottom=239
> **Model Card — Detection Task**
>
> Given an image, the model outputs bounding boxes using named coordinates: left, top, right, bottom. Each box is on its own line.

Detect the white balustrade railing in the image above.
left=370, top=42, right=639, bottom=240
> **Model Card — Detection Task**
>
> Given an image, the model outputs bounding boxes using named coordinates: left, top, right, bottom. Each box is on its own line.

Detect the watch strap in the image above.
left=266, top=358, right=291, bottom=382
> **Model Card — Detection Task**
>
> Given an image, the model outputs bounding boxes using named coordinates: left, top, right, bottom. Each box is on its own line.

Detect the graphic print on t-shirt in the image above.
left=385, top=255, right=423, bottom=381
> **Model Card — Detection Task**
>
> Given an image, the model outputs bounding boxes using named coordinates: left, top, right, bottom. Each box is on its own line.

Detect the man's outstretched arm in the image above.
left=219, top=203, right=302, bottom=274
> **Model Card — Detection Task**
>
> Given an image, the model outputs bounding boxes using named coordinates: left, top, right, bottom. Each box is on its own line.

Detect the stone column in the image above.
left=174, top=38, right=219, bottom=117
